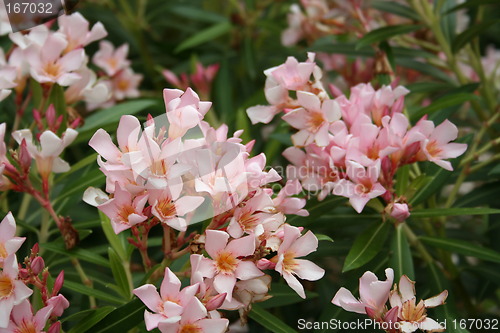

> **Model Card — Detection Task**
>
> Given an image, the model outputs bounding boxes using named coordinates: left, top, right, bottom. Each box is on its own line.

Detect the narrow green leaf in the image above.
left=100, top=211, right=128, bottom=261
left=91, top=298, right=146, bottom=333
left=41, top=243, right=109, bottom=267
left=62, top=280, right=124, bottom=304
left=248, top=304, right=297, bottom=333
left=287, top=197, right=345, bottom=226
left=168, top=6, right=226, bottom=23
left=53, top=168, right=105, bottom=205
left=420, top=236, right=500, bottom=263
left=78, top=99, right=157, bottom=133
left=260, top=283, right=318, bottom=309
left=67, top=307, right=116, bottom=333
left=395, top=59, right=455, bottom=83
left=357, top=24, right=423, bottom=49
left=372, top=1, right=420, bottom=20
left=452, top=20, right=499, bottom=52
left=175, top=21, right=232, bottom=53
left=55, top=153, right=97, bottom=182
left=411, top=207, right=500, bottom=218
left=395, top=165, right=410, bottom=196
left=410, top=93, right=477, bottom=121
left=390, top=224, right=414, bottom=280
left=343, top=221, right=390, bottom=272
left=446, top=0, right=499, bottom=13
left=316, top=234, right=334, bottom=242
left=108, top=248, right=132, bottom=299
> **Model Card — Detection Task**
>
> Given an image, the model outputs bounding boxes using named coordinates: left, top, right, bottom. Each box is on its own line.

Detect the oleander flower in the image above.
left=0, top=212, right=25, bottom=267
left=0, top=299, right=53, bottom=333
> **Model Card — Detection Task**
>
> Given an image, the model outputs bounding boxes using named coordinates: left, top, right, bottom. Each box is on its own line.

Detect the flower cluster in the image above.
left=88, top=87, right=325, bottom=331
left=0, top=212, right=69, bottom=333
left=247, top=54, right=467, bottom=218
left=332, top=268, right=448, bottom=333
left=0, top=12, right=140, bottom=112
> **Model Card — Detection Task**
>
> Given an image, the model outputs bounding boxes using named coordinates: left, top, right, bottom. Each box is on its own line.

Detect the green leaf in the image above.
left=395, top=165, right=410, bottom=196
left=248, top=303, right=297, bottom=333
left=287, top=197, right=346, bottom=226
left=420, top=236, right=500, bottom=263
left=108, top=248, right=132, bottom=299
left=53, top=167, right=105, bottom=205
left=77, top=99, right=157, bottom=134
left=41, top=243, right=109, bottom=267
left=168, top=5, right=226, bottom=23
left=99, top=211, right=128, bottom=262
left=390, top=224, right=414, bottom=280
left=260, top=283, right=318, bottom=309
left=67, top=307, right=116, bottom=333
left=316, top=234, right=334, bottom=242
left=55, top=153, right=98, bottom=182
left=175, top=21, right=232, bottom=53
left=48, top=84, right=67, bottom=128
left=410, top=93, right=477, bottom=121
left=372, top=1, right=420, bottom=20
left=62, top=280, right=124, bottom=304
left=90, top=298, right=146, bottom=333
left=395, top=59, right=455, bottom=83
left=343, top=221, right=390, bottom=272
left=452, top=20, right=499, bottom=52
left=356, top=24, right=423, bottom=49
left=411, top=207, right=500, bottom=218
left=446, top=0, right=500, bottom=13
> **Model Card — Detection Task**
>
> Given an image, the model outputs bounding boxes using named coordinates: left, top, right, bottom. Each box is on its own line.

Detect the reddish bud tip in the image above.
left=205, top=293, right=227, bottom=311
left=31, top=257, right=45, bottom=275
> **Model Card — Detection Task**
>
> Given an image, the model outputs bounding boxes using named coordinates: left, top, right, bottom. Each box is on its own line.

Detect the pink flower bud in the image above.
left=18, top=268, right=30, bottom=279
left=256, top=258, right=275, bottom=270
left=48, top=321, right=61, bottom=333
left=47, top=294, right=70, bottom=317
left=52, top=270, right=65, bottom=295
left=391, top=203, right=410, bottom=222
left=205, top=293, right=226, bottom=311
left=19, top=139, right=32, bottom=173
left=31, top=243, right=39, bottom=255
left=31, top=256, right=45, bottom=275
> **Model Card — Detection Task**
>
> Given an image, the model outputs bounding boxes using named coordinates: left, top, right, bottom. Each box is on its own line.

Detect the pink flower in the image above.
left=269, top=54, right=317, bottom=91
left=0, top=66, right=17, bottom=101
left=157, top=297, right=228, bottom=333
left=0, top=255, right=33, bottom=328
left=148, top=188, right=204, bottom=232
left=390, top=203, right=410, bottom=222
left=57, top=12, right=107, bottom=52
left=0, top=300, right=53, bottom=333
left=417, top=119, right=467, bottom=171
left=97, top=184, right=148, bottom=234
left=92, top=41, right=130, bottom=77
left=332, top=268, right=394, bottom=319
left=109, top=68, right=142, bottom=101
left=340, top=160, right=386, bottom=213
left=0, top=213, right=25, bottom=267
left=12, top=128, right=78, bottom=180
left=46, top=294, right=69, bottom=317
left=196, top=231, right=263, bottom=301
left=283, top=92, right=341, bottom=147
left=274, top=225, right=324, bottom=298
left=163, top=88, right=211, bottom=139
left=133, top=268, right=199, bottom=331
left=65, top=68, right=110, bottom=106
left=26, top=33, right=85, bottom=86
left=273, top=180, right=308, bottom=217
left=389, top=275, right=448, bottom=333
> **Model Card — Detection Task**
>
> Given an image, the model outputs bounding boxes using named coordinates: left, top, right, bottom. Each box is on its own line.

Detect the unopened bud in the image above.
left=31, top=257, right=45, bottom=275
left=19, top=139, right=32, bottom=173
left=390, top=203, right=410, bottom=222
left=205, top=293, right=226, bottom=311
left=18, top=268, right=29, bottom=279
left=31, top=243, right=39, bottom=256
left=48, top=321, right=61, bottom=333
left=46, top=105, right=56, bottom=127
left=52, top=270, right=65, bottom=295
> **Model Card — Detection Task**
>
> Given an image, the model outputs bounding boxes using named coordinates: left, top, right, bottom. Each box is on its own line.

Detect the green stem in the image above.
left=71, top=258, right=97, bottom=308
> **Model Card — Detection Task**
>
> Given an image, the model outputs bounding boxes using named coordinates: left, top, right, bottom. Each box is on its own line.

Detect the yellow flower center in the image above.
left=307, top=112, right=325, bottom=133
left=238, top=211, right=259, bottom=232
left=401, top=298, right=426, bottom=323
left=0, top=273, right=14, bottom=298
left=117, top=79, right=129, bottom=91
left=215, top=251, right=238, bottom=274
left=44, top=62, right=61, bottom=78
left=426, top=140, right=442, bottom=158
left=281, top=252, right=298, bottom=273
left=156, top=198, right=177, bottom=220
left=117, top=204, right=136, bottom=224
left=179, top=323, right=202, bottom=333
left=0, top=243, right=8, bottom=259
left=13, top=320, right=37, bottom=333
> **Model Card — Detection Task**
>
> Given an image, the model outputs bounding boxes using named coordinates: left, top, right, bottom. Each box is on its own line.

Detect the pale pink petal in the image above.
left=133, top=284, right=162, bottom=312
left=226, top=235, right=255, bottom=257
left=174, top=196, right=204, bottom=216
left=205, top=230, right=229, bottom=258
left=293, top=259, right=324, bottom=281
left=160, top=268, right=181, bottom=300
left=431, top=120, right=458, bottom=144
left=235, top=261, right=263, bottom=280
left=349, top=195, right=370, bottom=213
left=213, top=274, right=237, bottom=301
left=197, top=318, right=229, bottom=333
left=332, top=287, right=366, bottom=314
left=144, top=311, right=166, bottom=331
left=282, top=271, right=305, bottom=299
left=246, top=105, right=278, bottom=124
left=182, top=297, right=207, bottom=323
left=440, top=143, right=467, bottom=159
left=398, top=275, right=416, bottom=302
left=0, top=212, right=16, bottom=240
left=89, top=129, right=121, bottom=162
left=419, top=317, right=445, bottom=331
left=288, top=230, right=318, bottom=257
left=424, top=290, right=448, bottom=308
